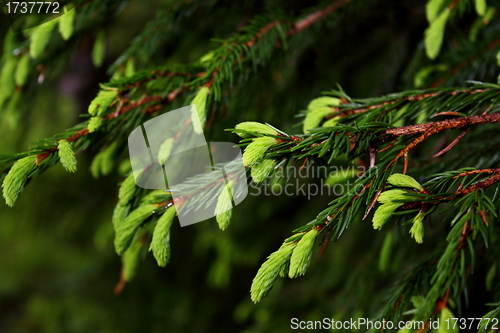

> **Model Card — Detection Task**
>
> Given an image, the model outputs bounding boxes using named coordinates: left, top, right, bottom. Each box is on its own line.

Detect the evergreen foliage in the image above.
left=1, top=0, right=500, bottom=331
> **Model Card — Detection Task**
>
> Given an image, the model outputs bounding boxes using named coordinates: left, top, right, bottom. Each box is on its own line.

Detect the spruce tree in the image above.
left=1, top=0, right=500, bottom=332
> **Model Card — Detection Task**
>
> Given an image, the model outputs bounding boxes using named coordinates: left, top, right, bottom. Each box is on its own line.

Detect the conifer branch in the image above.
left=2, top=0, right=349, bottom=209
left=3, top=1, right=500, bottom=322
left=385, top=112, right=500, bottom=136
left=286, top=0, right=351, bottom=37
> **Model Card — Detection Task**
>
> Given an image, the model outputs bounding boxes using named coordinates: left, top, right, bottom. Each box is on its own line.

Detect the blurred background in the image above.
left=0, top=0, right=491, bottom=332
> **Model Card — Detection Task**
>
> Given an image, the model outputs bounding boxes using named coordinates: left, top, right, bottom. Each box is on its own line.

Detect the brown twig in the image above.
left=384, top=112, right=500, bottom=167
left=386, top=111, right=499, bottom=136
left=398, top=170, right=500, bottom=213
left=246, top=21, right=281, bottom=47
left=287, top=0, right=351, bottom=36
left=333, top=89, right=490, bottom=121
left=456, top=173, right=500, bottom=196
left=452, top=168, right=500, bottom=178
left=433, top=128, right=469, bottom=157
left=34, top=85, right=188, bottom=165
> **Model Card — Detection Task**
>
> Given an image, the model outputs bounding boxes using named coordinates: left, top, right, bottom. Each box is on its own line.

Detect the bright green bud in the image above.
left=15, top=53, right=30, bottom=87
left=57, top=139, right=77, bottom=173
left=92, top=30, right=106, bottom=67
left=88, top=89, right=118, bottom=116
left=114, top=204, right=156, bottom=255
left=88, top=116, right=103, bottom=133
left=157, top=138, right=174, bottom=163
left=30, top=19, right=58, bottom=59
left=475, top=0, right=486, bottom=16
left=150, top=207, right=176, bottom=267
left=90, top=142, right=117, bottom=178
left=486, top=262, right=496, bottom=291
left=387, top=173, right=423, bottom=191
left=307, top=96, right=340, bottom=110
left=322, top=116, right=340, bottom=128
left=243, top=136, right=276, bottom=166
left=426, top=0, right=447, bottom=23
left=414, top=65, right=448, bottom=88
left=118, top=173, right=137, bottom=206
left=122, top=230, right=146, bottom=281
left=409, top=212, right=425, bottom=244
left=200, top=51, right=214, bottom=66
left=4, top=90, right=21, bottom=128
left=279, top=259, right=290, bottom=278
left=424, top=8, right=450, bottom=59
left=190, top=87, right=210, bottom=134
left=378, top=230, right=393, bottom=272
left=303, top=96, right=340, bottom=133
left=112, top=203, right=130, bottom=228
left=125, top=58, right=136, bottom=76
left=303, top=107, right=334, bottom=133
left=0, top=58, right=16, bottom=96
left=234, top=122, right=278, bottom=138
left=377, top=189, right=410, bottom=204
left=251, top=158, right=276, bottom=183
left=140, top=189, right=166, bottom=205
left=215, top=182, right=234, bottom=230
left=439, top=307, right=458, bottom=333
left=289, top=229, right=318, bottom=278
left=58, top=6, right=76, bottom=40
left=118, top=159, right=132, bottom=176
left=373, top=203, right=402, bottom=230
left=250, top=243, right=296, bottom=303
left=2, top=30, right=15, bottom=58
left=410, top=295, right=425, bottom=308
left=2, top=156, right=37, bottom=207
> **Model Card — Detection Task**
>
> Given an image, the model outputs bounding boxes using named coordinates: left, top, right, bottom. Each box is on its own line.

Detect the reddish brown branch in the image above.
left=287, top=0, right=351, bottom=36
left=114, top=269, right=126, bottom=296
left=384, top=112, right=500, bottom=166
left=124, top=70, right=203, bottom=90
left=457, top=218, right=471, bottom=251
left=34, top=86, right=187, bottom=165
left=67, top=128, right=90, bottom=143
left=456, top=173, right=500, bottom=195
left=399, top=170, right=500, bottom=213
left=215, top=0, right=350, bottom=86
left=246, top=21, right=281, bottom=47
left=387, top=128, right=438, bottom=168
left=433, top=129, right=469, bottom=157
left=30, top=0, right=347, bottom=168
left=386, top=111, right=500, bottom=136
left=335, top=89, right=489, bottom=120
left=427, top=37, right=500, bottom=88
left=452, top=168, right=500, bottom=178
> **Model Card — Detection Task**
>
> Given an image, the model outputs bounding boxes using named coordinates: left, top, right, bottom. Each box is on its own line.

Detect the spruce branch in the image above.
left=286, top=0, right=351, bottom=37
left=237, top=81, right=500, bottom=306
left=108, top=0, right=208, bottom=72
left=2, top=1, right=499, bottom=322
left=407, top=8, right=500, bottom=88
left=106, top=0, right=355, bottom=276
left=5, top=0, right=346, bottom=183
left=385, top=112, right=500, bottom=136
left=191, top=0, right=350, bottom=98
